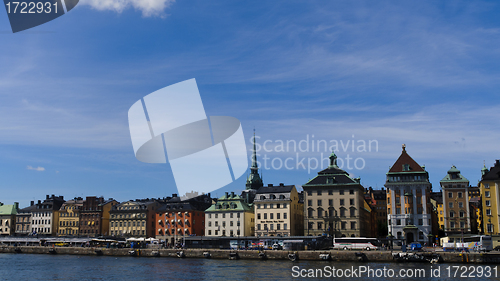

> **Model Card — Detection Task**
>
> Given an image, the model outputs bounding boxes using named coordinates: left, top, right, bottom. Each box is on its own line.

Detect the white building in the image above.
left=386, top=145, right=433, bottom=244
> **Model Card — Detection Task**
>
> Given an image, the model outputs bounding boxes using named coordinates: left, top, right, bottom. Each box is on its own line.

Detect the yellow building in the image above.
left=58, top=198, right=84, bottom=236
left=479, top=161, right=500, bottom=235
left=254, top=184, right=303, bottom=237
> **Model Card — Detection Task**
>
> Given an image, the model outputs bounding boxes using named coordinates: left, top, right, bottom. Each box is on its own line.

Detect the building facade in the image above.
left=31, top=195, right=65, bottom=236
left=15, top=202, right=36, bottom=236
left=205, top=192, right=255, bottom=237
left=302, top=152, right=371, bottom=238
left=109, top=199, right=161, bottom=237
left=479, top=160, right=500, bottom=235
left=79, top=197, right=118, bottom=237
left=0, top=202, right=19, bottom=236
left=365, top=187, right=388, bottom=238
left=386, top=145, right=432, bottom=244
left=156, top=194, right=212, bottom=245
left=254, top=183, right=303, bottom=237
left=58, top=198, right=84, bottom=236
left=440, top=166, right=471, bottom=235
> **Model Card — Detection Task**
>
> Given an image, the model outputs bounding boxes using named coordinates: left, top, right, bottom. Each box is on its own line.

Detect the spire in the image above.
left=246, top=129, right=263, bottom=190
left=481, top=161, right=489, bottom=177
left=251, top=129, right=258, bottom=170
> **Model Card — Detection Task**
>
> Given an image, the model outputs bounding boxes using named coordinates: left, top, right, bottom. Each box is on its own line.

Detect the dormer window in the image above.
left=403, top=164, right=410, bottom=171
left=326, top=177, right=334, bottom=184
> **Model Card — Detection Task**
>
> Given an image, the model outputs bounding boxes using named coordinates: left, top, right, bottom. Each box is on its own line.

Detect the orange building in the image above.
left=156, top=194, right=212, bottom=246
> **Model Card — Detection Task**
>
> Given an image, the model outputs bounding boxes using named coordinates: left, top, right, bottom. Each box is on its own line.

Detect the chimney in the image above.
left=231, top=191, right=235, bottom=198
left=496, top=160, right=500, bottom=167
left=14, top=202, right=19, bottom=210
left=37, top=200, right=41, bottom=204
left=46, top=195, right=49, bottom=199
left=30, top=201, right=34, bottom=206
left=268, top=184, right=273, bottom=187
left=279, top=183, right=284, bottom=186
left=225, top=192, right=229, bottom=198
left=51, top=194, right=55, bottom=198
left=172, top=194, right=177, bottom=198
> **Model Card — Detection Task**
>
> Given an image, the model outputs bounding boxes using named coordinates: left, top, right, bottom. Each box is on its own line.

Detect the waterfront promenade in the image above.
left=2, top=246, right=500, bottom=264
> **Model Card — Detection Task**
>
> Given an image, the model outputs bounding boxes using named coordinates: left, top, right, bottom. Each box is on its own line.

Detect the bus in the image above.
left=443, top=235, right=493, bottom=252
left=332, top=237, right=381, bottom=251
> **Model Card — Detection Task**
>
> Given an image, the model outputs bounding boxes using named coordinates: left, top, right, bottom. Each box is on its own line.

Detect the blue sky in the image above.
left=1, top=0, right=500, bottom=207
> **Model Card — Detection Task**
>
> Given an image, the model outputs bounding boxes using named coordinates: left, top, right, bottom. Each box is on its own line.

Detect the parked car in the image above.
left=410, top=242, right=422, bottom=251
left=493, top=245, right=500, bottom=251
left=272, top=243, right=282, bottom=250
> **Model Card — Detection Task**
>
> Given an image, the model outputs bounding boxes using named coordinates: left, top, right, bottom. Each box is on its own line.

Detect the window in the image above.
left=328, top=190, right=333, bottom=195
left=486, top=209, right=492, bottom=216
left=448, top=202, right=453, bottom=209
left=460, top=222, right=465, bottom=229
left=208, top=230, right=211, bottom=235
left=448, top=192, right=452, bottom=198
left=350, top=208, right=355, bottom=217
left=307, top=191, right=312, bottom=196
left=264, top=204, right=267, bottom=209
left=283, top=203, right=287, bottom=208
left=317, top=190, right=322, bottom=195
left=449, top=211, right=454, bottom=218
left=350, top=199, right=354, bottom=205
left=458, top=192, right=463, bottom=198
left=318, top=209, right=323, bottom=217
left=284, top=224, right=287, bottom=230
left=418, top=219, right=423, bottom=225
left=487, top=224, right=493, bottom=233
left=270, top=213, right=274, bottom=220
left=317, top=200, right=322, bottom=206
left=416, top=197, right=421, bottom=204
left=486, top=200, right=491, bottom=207
left=485, top=191, right=491, bottom=198
left=257, top=204, right=260, bottom=209
left=308, top=209, right=314, bottom=217
left=349, top=190, right=354, bottom=195
left=339, top=190, right=344, bottom=195
left=458, top=202, right=463, bottom=208
left=396, top=208, right=400, bottom=214
left=277, top=224, right=280, bottom=230
left=341, top=222, right=346, bottom=230
left=450, top=222, right=455, bottom=228
left=264, top=213, right=267, bottom=219
left=395, top=197, right=400, bottom=204
left=340, top=209, right=345, bottom=217
left=350, top=222, right=356, bottom=230
left=329, top=199, right=333, bottom=206
left=340, top=199, right=344, bottom=206
left=459, top=211, right=464, bottom=218
left=485, top=183, right=490, bottom=189
left=257, top=214, right=261, bottom=220
left=317, top=222, right=322, bottom=229
left=257, top=224, right=261, bottom=230
left=308, top=200, right=312, bottom=206
left=283, top=213, right=287, bottom=219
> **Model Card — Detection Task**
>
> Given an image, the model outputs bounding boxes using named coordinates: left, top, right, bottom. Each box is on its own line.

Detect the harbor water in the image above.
left=1, top=253, right=500, bottom=280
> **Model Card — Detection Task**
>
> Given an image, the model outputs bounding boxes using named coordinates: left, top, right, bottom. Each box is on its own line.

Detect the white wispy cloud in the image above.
left=27, top=166, right=45, bottom=171
left=80, top=0, right=176, bottom=17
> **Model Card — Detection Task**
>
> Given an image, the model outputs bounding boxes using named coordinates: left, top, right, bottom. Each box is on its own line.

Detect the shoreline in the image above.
left=1, top=246, right=500, bottom=263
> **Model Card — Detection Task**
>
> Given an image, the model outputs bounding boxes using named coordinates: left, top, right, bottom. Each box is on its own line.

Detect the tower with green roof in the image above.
left=440, top=165, right=471, bottom=235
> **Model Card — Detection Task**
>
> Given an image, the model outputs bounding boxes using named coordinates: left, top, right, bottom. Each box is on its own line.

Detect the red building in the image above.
left=156, top=194, right=212, bottom=245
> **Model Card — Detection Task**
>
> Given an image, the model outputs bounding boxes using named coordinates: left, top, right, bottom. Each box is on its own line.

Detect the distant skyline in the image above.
left=1, top=1, right=500, bottom=207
